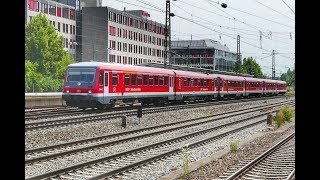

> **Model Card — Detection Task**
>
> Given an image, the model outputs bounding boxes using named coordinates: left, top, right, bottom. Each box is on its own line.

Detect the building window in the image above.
left=62, top=7, right=69, bottom=19
left=66, top=24, right=68, bottom=33
left=123, top=43, right=127, bottom=52
left=129, top=44, right=132, bottom=53
left=109, top=40, right=116, bottom=50
left=65, top=38, right=68, bottom=48
left=108, top=12, right=112, bottom=21
left=70, top=24, right=72, bottom=34
left=43, top=3, right=48, bottom=13
left=117, top=56, right=121, bottom=63
left=57, top=22, right=60, bottom=32
left=28, top=0, right=37, bottom=11
left=70, top=9, right=75, bottom=20
left=109, top=54, right=115, bottom=62
left=73, top=25, right=75, bottom=35
left=117, top=42, right=122, bottom=51
left=63, top=23, right=65, bottom=33
left=57, top=7, right=62, bottom=17
left=49, top=5, right=56, bottom=15
left=129, top=57, right=132, bottom=64
left=109, top=26, right=116, bottom=36
left=123, top=56, right=127, bottom=64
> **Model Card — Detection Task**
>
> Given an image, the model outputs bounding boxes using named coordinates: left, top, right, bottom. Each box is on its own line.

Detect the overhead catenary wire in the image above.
left=254, top=0, right=294, bottom=21
left=206, top=0, right=294, bottom=28
left=176, top=0, right=293, bottom=40
left=281, top=0, right=295, bottom=14
left=70, top=1, right=294, bottom=70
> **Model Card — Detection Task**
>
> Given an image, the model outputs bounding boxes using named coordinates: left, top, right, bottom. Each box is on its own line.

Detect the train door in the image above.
left=103, top=71, right=109, bottom=103
left=169, top=76, right=174, bottom=92
left=243, top=80, right=245, bottom=94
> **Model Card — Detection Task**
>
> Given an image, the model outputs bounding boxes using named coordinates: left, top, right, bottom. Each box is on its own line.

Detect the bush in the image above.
left=273, top=111, right=284, bottom=127
left=280, top=106, right=294, bottom=122
left=229, top=140, right=239, bottom=153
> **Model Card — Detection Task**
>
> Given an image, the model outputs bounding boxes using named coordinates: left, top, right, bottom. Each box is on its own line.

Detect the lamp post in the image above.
left=69, top=41, right=78, bottom=62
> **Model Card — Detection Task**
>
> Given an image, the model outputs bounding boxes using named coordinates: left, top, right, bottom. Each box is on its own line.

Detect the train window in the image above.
left=149, top=76, right=154, bottom=86
left=190, top=79, right=194, bottom=87
left=143, top=75, right=148, bottom=86
left=132, top=74, right=137, bottom=85
left=159, top=76, right=164, bottom=86
left=178, top=78, right=182, bottom=89
left=104, top=72, right=108, bottom=87
left=200, top=79, right=204, bottom=87
left=164, top=76, right=168, bottom=86
left=204, top=79, right=207, bottom=86
left=169, top=77, right=172, bottom=87
left=184, top=78, right=187, bottom=86
left=138, top=74, right=142, bottom=86
left=193, top=79, right=197, bottom=87
left=198, top=79, right=201, bottom=87
left=99, top=72, right=103, bottom=85
left=154, top=76, right=159, bottom=86
left=112, top=73, right=118, bottom=85
left=125, top=74, right=130, bottom=86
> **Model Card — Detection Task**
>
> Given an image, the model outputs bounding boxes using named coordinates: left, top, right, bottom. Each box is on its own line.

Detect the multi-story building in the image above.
left=25, top=0, right=78, bottom=61
left=79, top=7, right=166, bottom=64
left=171, top=39, right=239, bottom=71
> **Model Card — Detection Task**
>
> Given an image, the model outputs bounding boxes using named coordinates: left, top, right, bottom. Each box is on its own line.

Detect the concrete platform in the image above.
left=25, top=92, right=65, bottom=107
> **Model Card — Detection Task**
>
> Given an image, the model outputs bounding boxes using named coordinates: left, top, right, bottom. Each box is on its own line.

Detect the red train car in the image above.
left=63, top=62, right=175, bottom=109
left=244, top=77, right=264, bottom=97
left=215, top=75, right=246, bottom=99
left=62, top=62, right=287, bottom=109
left=174, top=70, right=217, bottom=101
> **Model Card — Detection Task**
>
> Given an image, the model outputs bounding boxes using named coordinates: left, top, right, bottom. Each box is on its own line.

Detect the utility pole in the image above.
left=236, top=35, right=241, bottom=74
left=164, top=0, right=175, bottom=68
left=187, top=45, right=190, bottom=70
left=272, top=50, right=275, bottom=80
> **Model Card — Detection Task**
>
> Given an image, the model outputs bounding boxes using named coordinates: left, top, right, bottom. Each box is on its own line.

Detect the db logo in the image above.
left=113, top=87, right=116, bottom=92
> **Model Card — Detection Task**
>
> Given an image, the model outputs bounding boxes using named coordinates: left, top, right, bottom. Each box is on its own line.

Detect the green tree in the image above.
left=233, top=60, right=244, bottom=74
left=25, top=13, right=72, bottom=92
left=280, top=68, right=295, bottom=86
left=242, top=57, right=264, bottom=78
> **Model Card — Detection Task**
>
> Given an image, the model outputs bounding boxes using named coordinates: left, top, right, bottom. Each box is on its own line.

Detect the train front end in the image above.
left=62, top=63, right=103, bottom=109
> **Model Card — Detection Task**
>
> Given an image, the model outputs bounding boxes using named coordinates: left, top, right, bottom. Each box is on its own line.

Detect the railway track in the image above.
left=220, top=132, right=295, bottom=180
left=25, top=100, right=294, bottom=164
left=25, top=97, right=292, bottom=131
left=25, top=96, right=287, bottom=121
left=26, top=102, right=294, bottom=179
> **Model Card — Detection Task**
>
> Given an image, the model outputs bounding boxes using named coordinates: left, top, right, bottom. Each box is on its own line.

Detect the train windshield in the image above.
left=65, top=68, right=97, bottom=88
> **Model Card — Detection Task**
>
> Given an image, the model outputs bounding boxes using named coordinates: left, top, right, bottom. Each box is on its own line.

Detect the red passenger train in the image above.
left=62, top=62, right=287, bottom=109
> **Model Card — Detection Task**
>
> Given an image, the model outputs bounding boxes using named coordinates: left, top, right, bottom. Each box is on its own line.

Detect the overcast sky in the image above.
left=102, top=0, right=295, bottom=76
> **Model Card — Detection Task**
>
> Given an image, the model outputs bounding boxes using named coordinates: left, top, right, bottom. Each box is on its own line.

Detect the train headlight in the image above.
left=66, top=90, right=69, bottom=93
left=88, top=90, right=92, bottom=94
